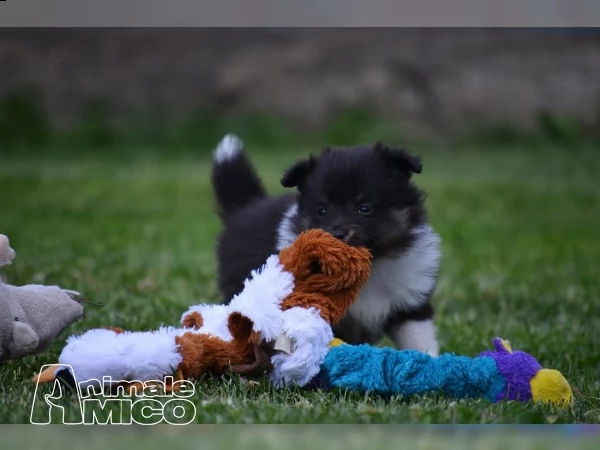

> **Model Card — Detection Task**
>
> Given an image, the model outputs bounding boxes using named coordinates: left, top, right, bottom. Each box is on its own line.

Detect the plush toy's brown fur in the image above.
left=277, top=230, right=372, bottom=323
left=175, top=312, right=263, bottom=378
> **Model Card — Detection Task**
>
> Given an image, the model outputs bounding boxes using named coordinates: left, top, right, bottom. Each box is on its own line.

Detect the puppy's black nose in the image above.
left=330, top=230, right=347, bottom=240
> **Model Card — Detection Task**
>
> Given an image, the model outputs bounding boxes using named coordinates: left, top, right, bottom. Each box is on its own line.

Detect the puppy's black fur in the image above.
left=280, top=143, right=427, bottom=257
left=211, top=135, right=441, bottom=354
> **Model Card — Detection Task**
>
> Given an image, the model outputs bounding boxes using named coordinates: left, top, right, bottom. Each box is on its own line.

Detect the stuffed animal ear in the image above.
left=227, top=312, right=255, bottom=343
left=375, top=142, right=422, bottom=175
left=181, top=312, right=204, bottom=329
left=493, top=337, right=513, bottom=354
left=280, top=156, right=317, bottom=190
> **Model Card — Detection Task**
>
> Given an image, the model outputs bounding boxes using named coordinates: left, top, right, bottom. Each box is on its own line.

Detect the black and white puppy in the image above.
left=211, top=134, right=441, bottom=355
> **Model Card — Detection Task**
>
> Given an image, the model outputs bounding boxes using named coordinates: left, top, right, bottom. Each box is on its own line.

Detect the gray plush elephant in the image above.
left=0, top=234, right=85, bottom=363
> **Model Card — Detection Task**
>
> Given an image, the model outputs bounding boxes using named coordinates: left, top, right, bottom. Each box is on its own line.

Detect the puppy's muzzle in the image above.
left=328, top=228, right=355, bottom=244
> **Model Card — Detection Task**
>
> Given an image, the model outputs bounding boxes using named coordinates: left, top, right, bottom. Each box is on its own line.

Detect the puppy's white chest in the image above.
left=348, top=260, right=418, bottom=330
left=349, top=274, right=397, bottom=330
left=347, top=225, right=441, bottom=330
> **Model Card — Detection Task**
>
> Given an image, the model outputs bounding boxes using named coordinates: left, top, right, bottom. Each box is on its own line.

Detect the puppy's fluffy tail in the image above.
left=211, top=134, right=267, bottom=222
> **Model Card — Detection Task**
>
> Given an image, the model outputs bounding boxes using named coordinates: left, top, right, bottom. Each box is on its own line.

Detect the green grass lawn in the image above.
left=0, top=144, right=599, bottom=424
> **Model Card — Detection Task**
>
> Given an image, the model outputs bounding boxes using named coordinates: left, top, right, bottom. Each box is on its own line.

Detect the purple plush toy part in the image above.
left=478, top=337, right=543, bottom=403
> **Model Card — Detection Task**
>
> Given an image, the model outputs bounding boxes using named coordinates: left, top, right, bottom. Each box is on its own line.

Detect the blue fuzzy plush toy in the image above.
left=313, top=337, right=573, bottom=406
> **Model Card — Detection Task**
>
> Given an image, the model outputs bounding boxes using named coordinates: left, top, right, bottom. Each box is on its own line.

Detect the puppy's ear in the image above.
left=375, top=142, right=422, bottom=175
left=281, top=155, right=317, bottom=189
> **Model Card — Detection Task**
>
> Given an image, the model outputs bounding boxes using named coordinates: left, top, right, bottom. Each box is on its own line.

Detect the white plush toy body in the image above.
left=55, top=255, right=294, bottom=388
left=0, top=234, right=85, bottom=363
left=54, top=253, right=333, bottom=389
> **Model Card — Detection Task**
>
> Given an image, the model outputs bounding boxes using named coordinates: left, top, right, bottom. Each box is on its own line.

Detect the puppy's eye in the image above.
left=316, top=206, right=327, bottom=217
left=357, top=204, right=373, bottom=215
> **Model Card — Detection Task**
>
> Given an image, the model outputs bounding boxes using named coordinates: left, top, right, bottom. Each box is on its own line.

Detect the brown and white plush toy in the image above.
left=0, top=234, right=85, bottom=363
left=34, top=229, right=372, bottom=391
left=181, top=227, right=373, bottom=388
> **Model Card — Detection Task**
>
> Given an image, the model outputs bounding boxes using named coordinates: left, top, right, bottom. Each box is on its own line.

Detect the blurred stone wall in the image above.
left=1, top=28, right=599, bottom=138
